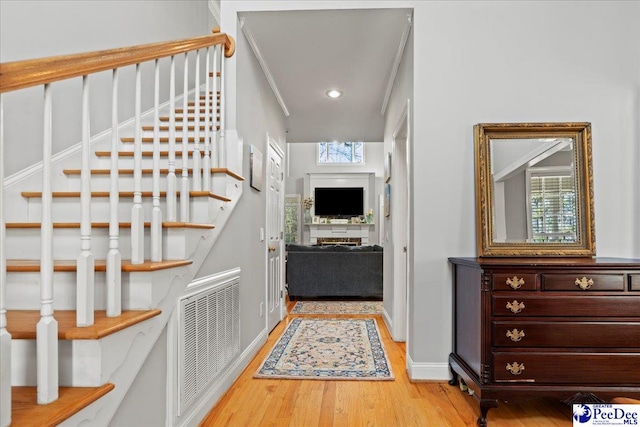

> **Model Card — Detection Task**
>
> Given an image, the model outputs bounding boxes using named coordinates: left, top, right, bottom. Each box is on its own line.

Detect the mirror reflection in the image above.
left=490, top=137, right=576, bottom=244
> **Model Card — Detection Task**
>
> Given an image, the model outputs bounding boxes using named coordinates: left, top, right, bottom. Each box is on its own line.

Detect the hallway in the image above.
left=200, top=301, right=572, bottom=426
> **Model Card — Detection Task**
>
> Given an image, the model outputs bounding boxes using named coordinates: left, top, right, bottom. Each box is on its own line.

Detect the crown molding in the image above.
left=208, top=0, right=221, bottom=26
left=239, top=17, right=290, bottom=117
left=381, top=12, right=413, bottom=116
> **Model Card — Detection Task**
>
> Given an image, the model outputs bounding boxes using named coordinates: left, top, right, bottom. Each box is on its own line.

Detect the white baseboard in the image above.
left=177, top=327, right=269, bottom=427
left=406, top=354, right=451, bottom=381
left=381, top=305, right=392, bottom=334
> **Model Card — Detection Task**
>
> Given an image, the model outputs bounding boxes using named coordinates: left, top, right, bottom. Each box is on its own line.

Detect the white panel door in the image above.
left=267, top=139, right=284, bottom=332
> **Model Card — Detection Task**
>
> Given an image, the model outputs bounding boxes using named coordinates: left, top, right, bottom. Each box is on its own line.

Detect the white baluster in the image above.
left=38, top=83, right=58, bottom=404
left=166, top=56, right=177, bottom=222
left=219, top=45, right=226, bottom=169
left=107, top=68, right=122, bottom=317
left=202, top=47, right=211, bottom=191
left=180, top=53, right=190, bottom=222
left=77, top=75, right=95, bottom=327
left=212, top=45, right=220, bottom=169
left=192, top=50, right=202, bottom=191
left=131, top=64, right=144, bottom=264
left=151, top=59, right=162, bottom=262
left=0, top=94, right=12, bottom=427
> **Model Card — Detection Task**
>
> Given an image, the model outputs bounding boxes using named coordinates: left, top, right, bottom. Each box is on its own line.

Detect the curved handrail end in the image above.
left=224, top=35, right=236, bottom=58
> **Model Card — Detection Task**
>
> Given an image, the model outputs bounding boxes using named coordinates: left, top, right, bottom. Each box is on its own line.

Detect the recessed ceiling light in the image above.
left=326, top=89, right=343, bottom=99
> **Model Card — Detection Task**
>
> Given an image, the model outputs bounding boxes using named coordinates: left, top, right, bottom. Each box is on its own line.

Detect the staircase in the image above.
left=0, top=31, right=241, bottom=426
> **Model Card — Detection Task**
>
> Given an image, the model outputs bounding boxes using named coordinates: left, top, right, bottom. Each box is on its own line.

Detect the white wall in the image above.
left=286, top=143, right=384, bottom=244
left=286, top=142, right=384, bottom=195
left=0, top=0, right=212, bottom=177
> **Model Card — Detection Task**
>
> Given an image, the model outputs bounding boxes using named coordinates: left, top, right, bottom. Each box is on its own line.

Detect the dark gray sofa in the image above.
left=285, top=244, right=383, bottom=299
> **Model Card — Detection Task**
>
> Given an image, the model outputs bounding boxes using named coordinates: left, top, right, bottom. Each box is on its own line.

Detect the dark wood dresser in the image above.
left=448, top=257, right=640, bottom=426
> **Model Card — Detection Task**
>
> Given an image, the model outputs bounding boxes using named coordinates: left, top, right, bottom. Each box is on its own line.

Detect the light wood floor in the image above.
left=200, top=301, right=573, bottom=426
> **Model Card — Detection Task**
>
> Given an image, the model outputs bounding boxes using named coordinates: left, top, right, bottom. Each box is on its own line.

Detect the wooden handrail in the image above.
left=0, top=32, right=235, bottom=93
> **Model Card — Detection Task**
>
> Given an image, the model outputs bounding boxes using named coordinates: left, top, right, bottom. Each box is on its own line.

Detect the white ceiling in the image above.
left=239, top=8, right=412, bottom=143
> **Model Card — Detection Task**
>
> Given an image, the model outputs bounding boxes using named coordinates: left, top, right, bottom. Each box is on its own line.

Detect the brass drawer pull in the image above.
left=506, top=328, right=525, bottom=342
left=506, top=362, right=525, bottom=376
left=506, top=276, right=525, bottom=290
left=575, top=277, right=594, bottom=290
left=506, top=300, right=525, bottom=314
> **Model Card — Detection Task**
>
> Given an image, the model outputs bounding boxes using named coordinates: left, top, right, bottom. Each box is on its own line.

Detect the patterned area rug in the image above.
left=254, top=318, right=393, bottom=380
left=290, top=301, right=382, bottom=314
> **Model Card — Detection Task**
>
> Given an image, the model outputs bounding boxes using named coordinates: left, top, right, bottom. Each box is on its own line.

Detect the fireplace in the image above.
left=316, top=237, right=361, bottom=246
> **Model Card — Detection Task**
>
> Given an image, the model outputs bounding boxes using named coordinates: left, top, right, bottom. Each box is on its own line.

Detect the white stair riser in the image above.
left=6, top=271, right=108, bottom=310
left=6, top=228, right=209, bottom=310
left=13, top=339, right=103, bottom=387
left=11, top=317, right=160, bottom=387
left=4, top=225, right=203, bottom=260
left=6, top=228, right=138, bottom=259
left=64, top=172, right=220, bottom=192
left=23, top=196, right=222, bottom=223
left=94, top=156, right=200, bottom=170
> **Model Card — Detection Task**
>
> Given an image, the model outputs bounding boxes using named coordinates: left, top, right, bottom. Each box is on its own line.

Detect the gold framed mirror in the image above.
left=475, top=122, right=595, bottom=257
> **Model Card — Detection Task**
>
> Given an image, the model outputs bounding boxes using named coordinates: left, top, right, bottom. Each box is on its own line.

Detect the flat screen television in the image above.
left=313, top=187, right=364, bottom=218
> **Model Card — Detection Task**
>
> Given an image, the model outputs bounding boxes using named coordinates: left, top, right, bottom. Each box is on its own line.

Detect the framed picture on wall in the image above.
left=249, top=145, right=263, bottom=191
left=384, top=183, right=391, bottom=217
left=384, top=152, right=392, bottom=183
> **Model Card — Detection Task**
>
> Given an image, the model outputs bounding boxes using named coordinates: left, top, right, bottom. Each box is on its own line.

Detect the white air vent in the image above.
left=178, top=275, right=240, bottom=414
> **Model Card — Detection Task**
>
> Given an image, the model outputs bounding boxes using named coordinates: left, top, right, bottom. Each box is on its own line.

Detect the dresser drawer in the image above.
left=492, top=321, right=640, bottom=348
left=542, top=273, right=625, bottom=291
left=493, top=273, right=537, bottom=291
left=493, top=352, right=640, bottom=384
left=631, top=275, right=640, bottom=291
left=492, top=295, right=640, bottom=317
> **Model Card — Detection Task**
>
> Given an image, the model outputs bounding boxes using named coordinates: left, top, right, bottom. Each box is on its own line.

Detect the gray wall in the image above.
left=4, top=0, right=639, bottom=403
left=194, top=21, right=288, bottom=353
left=109, top=328, right=167, bottom=427
left=224, top=0, right=640, bottom=377
left=382, top=22, right=413, bottom=341
left=410, top=0, right=640, bottom=368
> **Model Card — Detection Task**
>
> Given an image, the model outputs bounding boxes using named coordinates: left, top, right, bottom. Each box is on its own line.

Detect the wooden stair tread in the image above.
left=6, top=309, right=162, bottom=339
left=7, top=258, right=192, bottom=272
left=141, top=124, right=219, bottom=131
left=6, top=221, right=215, bottom=230
left=120, top=136, right=208, bottom=142
left=20, top=190, right=232, bottom=201
left=186, top=101, right=219, bottom=107
left=95, top=150, right=192, bottom=157
left=160, top=115, right=219, bottom=122
left=175, top=107, right=220, bottom=113
left=11, top=383, right=115, bottom=427
left=62, top=167, right=244, bottom=180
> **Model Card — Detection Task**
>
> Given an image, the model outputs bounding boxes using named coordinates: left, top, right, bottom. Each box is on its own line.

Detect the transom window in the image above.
left=317, top=142, right=364, bottom=164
